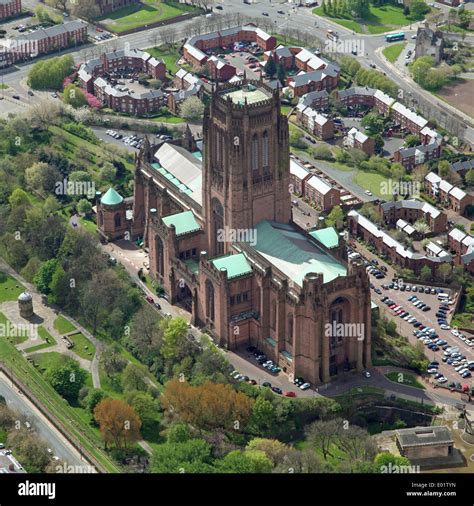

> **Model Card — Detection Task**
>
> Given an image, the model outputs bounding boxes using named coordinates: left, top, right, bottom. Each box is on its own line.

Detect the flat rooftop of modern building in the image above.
left=221, top=84, right=271, bottom=105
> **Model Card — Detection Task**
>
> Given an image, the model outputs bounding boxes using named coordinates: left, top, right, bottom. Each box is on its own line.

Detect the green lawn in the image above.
left=23, top=326, right=57, bottom=353
left=385, top=371, right=426, bottom=390
left=145, top=45, right=181, bottom=75
left=313, top=4, right=427, bottom=34
left=79, top=217, right=97, bottom=235
left=149, top=114, right=184, bottom=124
left=353, top=171, right=390, bottom=198
left=32, top=351, right=93, bottom=388
left=281, top=105, right=293, bottom=116
left=98, top=0, right=198, bottom=34
left=0, top=272, right=24, bottom=302
left=382, top=42, right=407, bottom=63
left=53, top=315, right=76, bottom=335
left=49, top=125, right=134, bottom=172
left=69, top=332, right=95, bottom=360
left=0, top=84, right=8, bottom=90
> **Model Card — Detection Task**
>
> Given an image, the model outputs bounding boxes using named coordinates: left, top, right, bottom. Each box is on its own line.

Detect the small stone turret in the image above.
left=18, top=292, right=33, bottom=319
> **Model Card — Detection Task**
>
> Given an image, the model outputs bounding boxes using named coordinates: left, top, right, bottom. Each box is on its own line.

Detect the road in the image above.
left=0, top=0, right=472, bottom=144
left=0, top=372, right=89, bottom=469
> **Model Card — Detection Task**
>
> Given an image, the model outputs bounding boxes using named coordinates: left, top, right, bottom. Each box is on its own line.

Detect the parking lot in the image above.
left=366, top=265, right=473, bottom=389
left=223, top=52, right=262, bottom=80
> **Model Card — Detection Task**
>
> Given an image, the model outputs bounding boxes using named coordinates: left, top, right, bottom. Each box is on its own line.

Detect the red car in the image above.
left=284, top=391, right=297, bottom=397
left=146, top=295, right=154, bottom=304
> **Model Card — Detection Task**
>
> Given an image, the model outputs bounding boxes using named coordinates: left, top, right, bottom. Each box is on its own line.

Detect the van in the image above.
left=438, top=293, right=449, bottom=301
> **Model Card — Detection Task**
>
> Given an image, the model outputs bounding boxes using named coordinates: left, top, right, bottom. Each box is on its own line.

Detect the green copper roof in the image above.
left=162, top=211, right=200, bottom=237
left=211, top=253, right=253, bottom=280
left=101, top=187, right=123, bottom=206
left=310, top=227, right=339, bottom=249
left=253, top=221, right=346, bottom=286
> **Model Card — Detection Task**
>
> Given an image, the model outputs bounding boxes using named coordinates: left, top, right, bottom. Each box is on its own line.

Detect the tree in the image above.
left=45, top=360, right=87, bottom=403
left=151, top=439, right=213, bottom=473
left=410, top=0, right=430, bottom=20
left=374, top=452, right=410, bottom=472
left=63, top=84, right=88, bottom=109
left=413, top=219, right=430, bottom=235
left=7, top=431, right=51, bottom=473
left=94, top=398, right=141, bottom=449
left=305, top=419, right=340, bottom=460
left=83, top=388, right=106, bottom=413
left=373, top=133, right=384, bottom=153
left=167, top=423, right=191, bottom=443
left=34, top=258, right=58, bottom=294
left=436, top=263, right=452, bottom=283
left=71, top=0, right=101, bottom=19
left=25, top=162, right=60, bottom=195
left=180, top=96, right=205, bottom=121
left=264, top=55, right=277, bottom=78
left=28, top=56, right=74, bottom=91
left=405, top=134, right=420, bottom=148
left=249, top=396, right=278, bottom=436
left=466, top=169, right=474, bottom=187
left=48, top=264, right=69, bottom=306
left=361, top=112, right=384, bottom=134
left=438, top=159, right=451, bottom=178
left=161, top=379, right=254, bottom=431
left=9, top=188, right=30, bottom=208
left=325, top=205, right=344, bottom=230
left=245, top=438, right=289, bottom=466
left=311, top=145, right=334, bottom=161
left=276, top=64, right=286, bottom=84
left=77, top=199, right=93, bottom=216
left=215, top=450, right=272, bottom=473
left=121, top=363, right=148, bottom=392
left=125, top=390, right=161, bottom=438
left=161, top=317, right=189, bottom=361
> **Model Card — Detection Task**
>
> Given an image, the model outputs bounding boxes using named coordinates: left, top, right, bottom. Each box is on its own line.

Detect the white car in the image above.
left=458, top=368, right=468, bottom=375
left=427, top=368, right=438, bottom=374
left=411, top=34, right=417, bottom=39
left=437, top=377, right=447, bottom=383
left=300, top=382, right=311, bottom=390
left=451, top=329, right=460, bottom=336
left=440, top=325, right=450, bottom=330
left=363, top=371, right=371, bottom=378
left=365, top=190, right=373, bottom=196
left=47, top=448, right=53, bottom=454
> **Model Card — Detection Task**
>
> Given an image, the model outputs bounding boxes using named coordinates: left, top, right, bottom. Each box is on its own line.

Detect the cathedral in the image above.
left=97, top=80, right=372, bottom=385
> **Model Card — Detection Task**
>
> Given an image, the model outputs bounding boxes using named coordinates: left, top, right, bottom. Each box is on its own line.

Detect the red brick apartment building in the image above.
left=425, top=172, right=474, bottom=216
left=0, top=0, right=21, bottom=20
left=206, top=56, right=236, bottom=82
left=344, top=128, right=375, bottom=156
left=183, top=26, right=276, bottom=68
left=448, top=228, right=474, bottom=274
left=380, top=200, right=447, bottom=234
left=2, top=21, right=87, bottom=61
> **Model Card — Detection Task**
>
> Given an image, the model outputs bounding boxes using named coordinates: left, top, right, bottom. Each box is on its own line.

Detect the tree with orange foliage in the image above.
left=94, top=398, right=141, bottom=449
left=161, top=379, right=254, bottom=432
